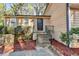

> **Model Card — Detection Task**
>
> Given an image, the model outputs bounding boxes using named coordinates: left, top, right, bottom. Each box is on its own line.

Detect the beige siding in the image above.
left=45, top=3, right=67, bottom=42
left=44, top=18, right=51, bottom=26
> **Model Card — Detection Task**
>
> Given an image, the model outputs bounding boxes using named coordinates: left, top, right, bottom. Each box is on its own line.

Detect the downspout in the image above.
left=66, top=3, right=70, bottom=47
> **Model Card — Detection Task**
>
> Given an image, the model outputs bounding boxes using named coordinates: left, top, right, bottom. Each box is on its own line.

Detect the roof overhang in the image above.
left=4, top=15, right=51, bottom=19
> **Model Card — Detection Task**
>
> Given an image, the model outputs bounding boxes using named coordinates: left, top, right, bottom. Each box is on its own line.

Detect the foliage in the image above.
left=0, top=20, right=4, bottom=34
left=31, top=3, right=47, bottom=15
left=0, top=26, right=4, bottom=34
left=14, top=26, right=32, bottom=41
left=0, top=3, right=4, bottom=24
left=60, top=32, right=68, bottom=43
left=7, top=26, right=14, bottom=34
left=24, top=26, right=32, bottom=40
left=11, top=3, right=24, bottom=15
left=0, top=3, right=4, bottom=9
left=24, top=33, right=32, bottom=40
left=14, top=26, right=23, bottom=39
left=60, top=27, right=79, bottom=45
left=3, top=3, right=47, bottom=15
left=70, top=27, right=79, bottom=35
left=15, top=26, right=23, bottom=34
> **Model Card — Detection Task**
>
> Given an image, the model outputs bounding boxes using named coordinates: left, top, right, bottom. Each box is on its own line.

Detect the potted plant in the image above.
left=23, top=26, right=36, bottom=50
left=7, top=26, right=14, bottom=34
left=24, top=33, right=36, bottom=50
left=14, top=26, right=24, bottom=42
left=14, top=26, right=26, bottom=50
left=14, top=26, right=36, bottom=50
left=4, top=26, right=14, bottom=45
left=3, top=26, right=15, bottom=53
left=17, top=35, right=26, bottom=49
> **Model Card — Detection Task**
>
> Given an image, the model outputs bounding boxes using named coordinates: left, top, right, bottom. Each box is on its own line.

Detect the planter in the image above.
left=25, top=40, right=36, bottom=50
left=14, top=39, right=36, bottom=51
left=0, top=45, right=4, bottom=54
left=18, top=39, right=26, bottom=49
left=71, top=48, right=79, bottom=55
left=4, top=34, right=14, bottom=53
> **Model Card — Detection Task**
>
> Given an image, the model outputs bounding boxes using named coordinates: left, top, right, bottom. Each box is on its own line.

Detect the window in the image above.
left=24, top=18, right=28, bottom=24
left=11, top=18, right=16, bottom=27
left=37, top=18, right=43, bottom=31
left=71, top=10, right=79, bottom=27
left=22, top=17, right=28, bottom=26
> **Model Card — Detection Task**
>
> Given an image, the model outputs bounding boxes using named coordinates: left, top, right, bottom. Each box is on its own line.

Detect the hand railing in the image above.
left=45, top=25, right=54, bottom=39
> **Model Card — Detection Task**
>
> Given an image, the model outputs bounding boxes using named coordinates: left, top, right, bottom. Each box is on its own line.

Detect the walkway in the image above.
left=51, top=39, right=77, bottom=56
left=9, top=47, right=58, bottom=56
left=0, top=46, right=59, bottom=56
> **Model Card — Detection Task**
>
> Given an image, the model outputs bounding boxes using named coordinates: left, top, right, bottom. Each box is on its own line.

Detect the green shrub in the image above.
left=23, top=26, right=32, bottom=40
left=0, top=25, right=4, bottom=34
left=0, top=20, right=4, bottom=34
left=60, top=32, right=67, bottom=43
left=70, top=27, right=79, bottom=34
left=7, top=26, right=14, bottom=34
left=60, top=27, right=79, bottom=45
left=14, top=26, right=23, bottom=39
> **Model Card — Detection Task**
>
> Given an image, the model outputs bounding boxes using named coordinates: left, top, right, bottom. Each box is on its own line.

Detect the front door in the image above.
left=37, top=18, right=43, bottom=31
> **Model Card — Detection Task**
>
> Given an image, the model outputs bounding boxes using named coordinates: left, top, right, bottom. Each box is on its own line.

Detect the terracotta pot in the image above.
left=18, top=39, right=26, bottom=49
left=14, top=39, right=36, bottom=51
left=0, top=45, right=4, bottom=53
left=25, top=40, right=36, bottom=50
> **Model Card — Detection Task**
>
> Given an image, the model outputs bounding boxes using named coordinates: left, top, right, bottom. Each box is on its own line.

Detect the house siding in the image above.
left=44, top=3, right=67, bottom=43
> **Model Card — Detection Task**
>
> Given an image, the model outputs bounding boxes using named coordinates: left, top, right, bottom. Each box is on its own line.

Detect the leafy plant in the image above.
left=0, top=25, right=4, bottom=34
left=14, top=26, right=24, bottom=39
left=7, top=26, right=14, bottom=34
left=60, top=27, right=79, bottom=45
left=23, top=26, right=32, bottom=40
left=24, top=33, right=32, bottom=40
left=15, top=26, right=23, bottom=34
left=0, top=20, right=4, bottom=34
left=60, top=32, right=67, bottom=43
left=70, top=27, right=79, bottom=35
left=14, top=26, right=32, bottom=41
